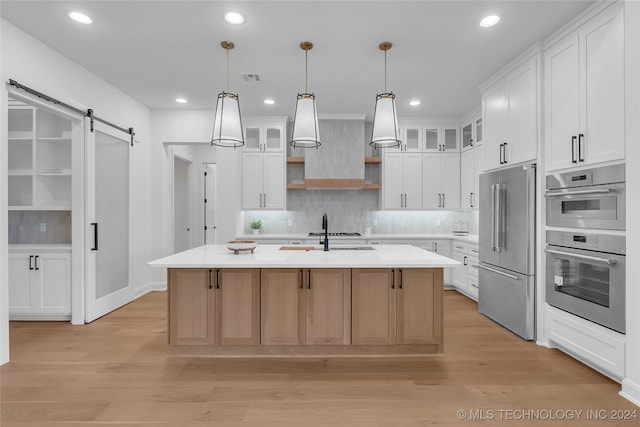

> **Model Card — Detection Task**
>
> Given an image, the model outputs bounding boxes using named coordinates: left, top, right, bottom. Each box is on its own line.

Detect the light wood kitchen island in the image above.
left=149, top=244, right=459, bottom=356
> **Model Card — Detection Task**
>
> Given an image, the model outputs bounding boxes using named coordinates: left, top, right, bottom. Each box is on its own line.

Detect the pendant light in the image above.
left=370, top=42, right=401, bottom=148
left=211, top=41, right=244, bottom=148
left=290, top=41, right=320, bottom=148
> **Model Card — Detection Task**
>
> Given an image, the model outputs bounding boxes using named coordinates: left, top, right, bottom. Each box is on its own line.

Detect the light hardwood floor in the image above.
left=1, top=290, right=637, bottom=426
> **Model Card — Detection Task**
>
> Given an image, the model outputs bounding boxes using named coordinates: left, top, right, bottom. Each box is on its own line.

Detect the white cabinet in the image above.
left=451, top=241, right=479, bottom=301
left=423, top=125, right=459, bottom=153
left=242, top=119, right=286, bottom=210
left=386, top=124, right=422, bottom=152
left=422, top=153, right=460, bottom=210
left=8, top=249, right=71, bottom=319
left=460, top=144, right=484, bottom=210
left=242, top=152, right=285, bottom=209
left=483, top=56, right=539, bottom=171
left=462, top=116, right=482, bottom=152
left=545, top=3, right=624, bottom=171
left=423, top=240, right=452, bottom=285
left=383, top=152, right=422, bottom=209
left=8, top=106, right=75, bottom=209
left=243, top=121, right=285, bottom=152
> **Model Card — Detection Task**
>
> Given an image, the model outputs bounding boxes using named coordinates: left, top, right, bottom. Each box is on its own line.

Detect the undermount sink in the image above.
left=317, top=246, right=376, bottom=251
left=279, top=246, right=376, bottom=251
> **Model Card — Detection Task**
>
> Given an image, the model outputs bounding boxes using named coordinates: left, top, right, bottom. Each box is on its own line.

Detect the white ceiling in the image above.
left=1, top=1, right=593, bottom=120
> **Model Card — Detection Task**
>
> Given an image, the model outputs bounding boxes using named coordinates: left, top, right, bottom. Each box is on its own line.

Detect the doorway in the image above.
left=173, top=156, right=192, bottom=253
left=203, top=163, right=217, bottom=244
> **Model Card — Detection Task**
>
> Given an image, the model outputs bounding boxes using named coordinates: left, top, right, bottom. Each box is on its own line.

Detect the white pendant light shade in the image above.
left=290, top=93, right=320, bottom=148
left=371, top=92, right=401, bottom=148
left=211, top=92, right=244, bottom=148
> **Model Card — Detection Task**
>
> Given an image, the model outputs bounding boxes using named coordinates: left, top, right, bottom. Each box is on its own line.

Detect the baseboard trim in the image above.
left=134, top=281, right=167, bottom=299
left=620, top=378, right=640, bottom=407
left=9, top=313, right=71, bottom=321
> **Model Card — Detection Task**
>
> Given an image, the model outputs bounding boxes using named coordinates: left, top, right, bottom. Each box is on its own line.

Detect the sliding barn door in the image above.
left=85, top=122, right=133, bottom=322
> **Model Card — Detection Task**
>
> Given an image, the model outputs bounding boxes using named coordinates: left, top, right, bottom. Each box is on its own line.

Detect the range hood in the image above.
left=295, top=117, right=371, bottom=190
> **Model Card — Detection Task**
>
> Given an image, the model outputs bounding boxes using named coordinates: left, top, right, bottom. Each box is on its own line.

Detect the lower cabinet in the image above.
left=168, top=267, right=443, bottom=354
left=261, top=268, right=351, bottom=345
left=168, top=268, right=260, bottom=345
left=352, top=268, right=442, bottom=345
left=451, top=241, right=479, bottom=301
left=8, top=249, right=71, bottom=319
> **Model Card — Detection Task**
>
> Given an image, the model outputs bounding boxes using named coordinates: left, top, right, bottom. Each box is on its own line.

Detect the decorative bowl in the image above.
left=226, top=240, right=257, bottom=254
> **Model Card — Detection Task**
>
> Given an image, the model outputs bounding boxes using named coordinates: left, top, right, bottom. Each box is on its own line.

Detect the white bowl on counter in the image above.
left=226, top=240, right=257, bottom=254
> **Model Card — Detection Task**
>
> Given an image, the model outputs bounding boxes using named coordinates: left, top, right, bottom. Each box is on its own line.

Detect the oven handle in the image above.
left=545, top=248, right=618, bottom=265
left=544, top=188, right=612, bottom=197
left=477, top=264, right=519, bottom=280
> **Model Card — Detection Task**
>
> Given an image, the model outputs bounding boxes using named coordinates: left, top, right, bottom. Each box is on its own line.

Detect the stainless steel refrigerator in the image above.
left=478, top=163, right=536, bottom=340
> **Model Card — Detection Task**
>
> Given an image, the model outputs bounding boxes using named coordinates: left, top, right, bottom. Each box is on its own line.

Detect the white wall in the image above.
left=622, top=0, right=640, bottom=407
left=149, top=110, right=242, bottom=284
left=0, top=19, right=153, bottom=364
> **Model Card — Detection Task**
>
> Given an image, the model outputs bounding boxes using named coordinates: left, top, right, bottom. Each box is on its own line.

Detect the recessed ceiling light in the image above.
left=69, top=11, right=92, bottom=24
left=175, top=98, right=188, bottom=104
left=264, top=99, right=275, bottom=105
left=224, top=12, right=245, bottom=25
left=409, top=100, right=421, bottom=107
left=480, top=15, right=500, bottom=27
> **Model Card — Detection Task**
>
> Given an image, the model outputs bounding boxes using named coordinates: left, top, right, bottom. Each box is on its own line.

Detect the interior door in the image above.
left=173, top=156, right=191, bottom=253
left=204, top=164, right=217, bottom=244
left=85, top=122, right=133, bottom=322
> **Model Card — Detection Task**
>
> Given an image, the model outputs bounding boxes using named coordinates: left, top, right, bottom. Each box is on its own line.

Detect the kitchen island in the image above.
left=149, top=244, right=459, bottom=356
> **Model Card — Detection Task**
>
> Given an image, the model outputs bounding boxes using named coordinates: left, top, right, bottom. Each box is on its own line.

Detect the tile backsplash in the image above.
left=8, top=210, right=71, bottom=244
left=243, top=190, right=478, bottom=235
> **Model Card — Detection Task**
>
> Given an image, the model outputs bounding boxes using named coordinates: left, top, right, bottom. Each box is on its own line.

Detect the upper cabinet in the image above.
left=242, top=118, right=286, bottom=210
left=545, top=3, right=624, bottom=172
left=386, top=124, right=422, bottom=152
left=461, top=116, right=482, bottom=152
left=243, top=120, right=285, bottom=152
left=482, top=54, right=539, bottom=171
left=424, top=126, right=459, bottom=153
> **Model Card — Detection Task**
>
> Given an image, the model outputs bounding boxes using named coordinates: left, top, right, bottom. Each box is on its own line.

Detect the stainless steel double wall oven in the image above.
left=545, top=164, right=625, bottom=333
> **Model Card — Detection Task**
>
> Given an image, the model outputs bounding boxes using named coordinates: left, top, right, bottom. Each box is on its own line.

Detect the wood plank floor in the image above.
left=1, top=290, right=637, bottom=426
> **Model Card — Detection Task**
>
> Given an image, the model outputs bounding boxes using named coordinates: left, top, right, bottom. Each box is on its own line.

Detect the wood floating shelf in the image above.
left=287, top=179, right=381, bottom=190
left=286, top=157, right=305, bottom=164
left=365, top=157, right=382, bottom=164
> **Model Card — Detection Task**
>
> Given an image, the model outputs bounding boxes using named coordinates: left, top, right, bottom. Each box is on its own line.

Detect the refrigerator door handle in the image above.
left=491, top=185, right=496, bottom=251
left=478, top=264, right=519, bottom=280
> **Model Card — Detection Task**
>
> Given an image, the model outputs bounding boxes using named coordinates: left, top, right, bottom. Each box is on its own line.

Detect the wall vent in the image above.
left=242, top=73, right=261, bottom=82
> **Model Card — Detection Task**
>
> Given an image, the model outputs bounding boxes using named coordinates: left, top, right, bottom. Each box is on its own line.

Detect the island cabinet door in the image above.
left=261, top=269, right=305, bottom=345
left=168, top=269, right=215, bottom=345
left=214, top=269, right=261, bottom=345
left=305, top=269, right=351, bottom=345
left=351, top=269, right=396, bottom=345
left=396, top=269, right=443, bottom=345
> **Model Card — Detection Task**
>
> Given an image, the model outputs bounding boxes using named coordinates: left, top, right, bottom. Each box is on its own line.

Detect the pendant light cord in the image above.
left=226, top=47, right=230, bottom=93
left=305, top=48, right=308, bottom=93
left=384, top=49, right=387, bottom=93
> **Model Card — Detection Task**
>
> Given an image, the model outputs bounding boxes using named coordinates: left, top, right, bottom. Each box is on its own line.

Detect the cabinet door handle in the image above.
left=91, top=222, right=98, bottom=251
left=442, top=193, right=445, bottom=208
left=578, top=134, right=585, bottom=162
left=503, top=143, right=508, bottom=164
left=470, top=192, right=474, bottom=208
left=308, top=269, right=311, bottom=289
left=208, top=269, right=213, bottom=289
left=434, top=242, right=438, bottom=252
left=216, top=269, right=220, bottom=289
left=263, top=193, right=267, bottom=207
left=400, top=193, right=403, bottom=208
left=438, top=193, right=441, bottom=208
left=29, top=255, right=34, bottom=270
left=470, top=139, right=474, bottom=147
left=34, top=255, right=39, bottom=271
left=464, top=256, right=468, bottom=266
left=571, top=136, right=578, bottom=163
left=399, top=269, right=403, bottom=289
left=391, top=269, right=395, bottom=289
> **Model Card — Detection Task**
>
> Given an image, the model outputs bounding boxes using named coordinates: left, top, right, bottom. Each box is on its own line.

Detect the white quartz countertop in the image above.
left=149, top=244, right=461, bottom=269
left=236, top=233, right=479, bottom=244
